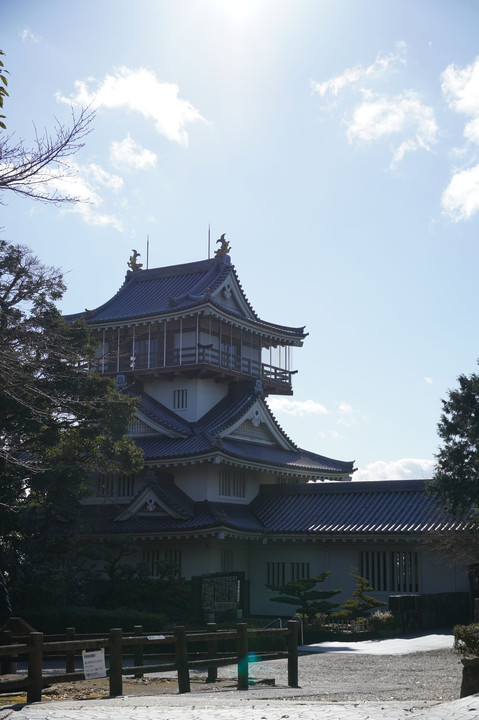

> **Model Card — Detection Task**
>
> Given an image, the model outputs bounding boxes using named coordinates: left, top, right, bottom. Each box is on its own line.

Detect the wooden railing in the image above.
left=0, top=620, right=299, bottom=704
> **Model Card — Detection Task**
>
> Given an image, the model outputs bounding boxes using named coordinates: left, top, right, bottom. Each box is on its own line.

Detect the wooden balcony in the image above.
left=93, top=344, right=295, bottom=395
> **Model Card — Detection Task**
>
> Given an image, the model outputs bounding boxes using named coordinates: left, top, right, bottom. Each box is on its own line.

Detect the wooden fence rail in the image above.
left=0, top=620, right=299, bottom=704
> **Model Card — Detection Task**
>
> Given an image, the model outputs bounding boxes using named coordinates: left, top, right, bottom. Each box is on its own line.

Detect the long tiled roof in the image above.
left=78, top=478, right=464, bottom=538
left=67, top=255, right=306, bottom=339
left=132, top=383, right=354, bottom=475
left=250, top=479, right=466, bottom=535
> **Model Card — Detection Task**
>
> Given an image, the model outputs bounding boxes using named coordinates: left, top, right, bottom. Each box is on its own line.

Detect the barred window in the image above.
left=143, top=547, right=182, bottom=577
left=221, top=548, right=234, bottom=572
left=173, top=389, right=187, bottom=410
left=267, top=561, right=310, bottom=588
left=360, top=550, right=419, bottom=593
left=96, top=474, right=134, bottom=497
left=219, top=470, right=245, bottom=498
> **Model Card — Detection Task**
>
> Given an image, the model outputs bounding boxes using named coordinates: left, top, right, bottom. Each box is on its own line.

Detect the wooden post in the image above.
left=134, top=625, right=143, bottom=678
left=66, top=627, right=75, bottom=674
left=174, top=626, right=190, bottom=693
left=287, top=619, right=299, bottom=688
left=206, top=622, right=217, bottom=683
left=27, top=632, right=43, bottom=704
left=237, top=622, right=248, bottom=690
left=0, top=629, right=11, bottom=675
left=108, top=628, right=123, bottom=697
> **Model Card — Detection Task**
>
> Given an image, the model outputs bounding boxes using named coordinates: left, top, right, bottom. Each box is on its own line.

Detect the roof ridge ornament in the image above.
left=214, top=233, right=231, bottom=258
left=128, top=249, right=143, bottom=272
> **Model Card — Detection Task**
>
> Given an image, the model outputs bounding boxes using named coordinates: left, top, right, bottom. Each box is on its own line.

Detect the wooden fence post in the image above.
left=174, top=626, right=190, bottom=693
left=27, top=632, right=43, bottom=704
left=0, top=630, right=11, bottom=675
left=133, top=625, right=143, bottom=678
left=108, top=628, right=123, bottom=697
left=206, top=622, right=217, bottom=683
left=287, top=619, right=298, bottom=688
left=237, top=622, right=248, bottom=690
left=66, top=627, right=75, bottom=674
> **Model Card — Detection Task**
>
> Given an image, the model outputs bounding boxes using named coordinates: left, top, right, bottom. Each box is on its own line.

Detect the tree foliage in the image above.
left=0, top=50, right=8, bottom=130
left=334, top=569, right=386, bottom=620
left=266, top=571, right=341, bottom=622
left=0, top=241, right=143, bottom=604
left=428, top=366, right=479, bottom=519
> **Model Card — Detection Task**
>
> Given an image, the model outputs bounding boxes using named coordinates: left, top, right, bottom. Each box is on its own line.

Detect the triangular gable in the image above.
left=218, top=398, right=296, bottom=451
left=212, top=271, right=257, bottom=319
left=128, top=410, right=188, bottom=439
left=115, top=486, right=186, bottom=521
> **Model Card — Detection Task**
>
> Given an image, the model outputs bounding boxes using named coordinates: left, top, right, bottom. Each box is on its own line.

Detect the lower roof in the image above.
left=78, top=478, right=464, bottom=539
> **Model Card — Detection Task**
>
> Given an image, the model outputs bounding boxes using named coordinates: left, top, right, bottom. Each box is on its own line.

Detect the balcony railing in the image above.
left=95, top=343, right=293, bottom=388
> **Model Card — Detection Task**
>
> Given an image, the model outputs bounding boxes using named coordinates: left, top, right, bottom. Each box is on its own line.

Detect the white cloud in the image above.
left=56, top=66, right=207, bottom=147
left=346, top=90, right=439, bottom=168
left=311, top=44, right=437, bottom=168
left=336, top=401, right=359, bottom=426
left=424, top=376, right=434, bottom=384
left=441, top=163, right=479, bottom=221
left=267, top=397, right=328, bottom=417
left=440, top=57, right=479, bottom=220
left=354, top=458, right=435, bottom=482
left=311, top=44, right=406, bottom=99
left=34, top=161, right=125, bottom=232
left=441, top=57, right=479, bottom=119
left=20, top=28, right=41, bottom=43
left=110, top=134, right=158, bottom=170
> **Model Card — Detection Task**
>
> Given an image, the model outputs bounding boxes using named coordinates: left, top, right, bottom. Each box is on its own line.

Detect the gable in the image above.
left=212, top=272, right=257, bottom=319
left=115, top=486, right=184, bottom=521
left=128, top=410, right=188, bottom=439
left=219, top=398, right=296, bottom=451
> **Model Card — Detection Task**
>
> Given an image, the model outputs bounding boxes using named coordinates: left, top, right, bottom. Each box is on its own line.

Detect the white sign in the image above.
left=82, top=649, right=107, bottom=679
left=146, top=635, right=165, bottom=641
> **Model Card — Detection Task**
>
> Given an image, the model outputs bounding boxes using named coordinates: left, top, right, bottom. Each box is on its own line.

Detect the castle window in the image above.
left=359, top=550, right=419, bottom=593
left=221, top=548, right=234, bottom=572
left=219, top=470, right=245, bottom=498
left=267, top=561, right=310, bottom=588
left=143, top=547, right=182, bottom=577
left=96, top=473, right=134, bottom=497
left=173, top=388, right=187, bottom=410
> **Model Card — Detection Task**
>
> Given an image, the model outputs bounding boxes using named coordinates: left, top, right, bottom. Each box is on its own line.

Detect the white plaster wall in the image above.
left=142, top=378, right=228, bottom=422
left=420, top=548, right=469, bottom=593
left=176, top=465, right=262, bottom=503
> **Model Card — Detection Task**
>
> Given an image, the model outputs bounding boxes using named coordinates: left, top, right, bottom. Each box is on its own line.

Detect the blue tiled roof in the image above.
left=78, top=478, right=463, bottom=538
left=132, top=383, right=354, bottom=475
left=67, top=256, right=306, bottom=339
left=250, top=479, right=465, bottom=534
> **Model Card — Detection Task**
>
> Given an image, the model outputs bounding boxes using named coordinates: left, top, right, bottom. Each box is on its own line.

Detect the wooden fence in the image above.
left=0, top=620, right=299, bottom=704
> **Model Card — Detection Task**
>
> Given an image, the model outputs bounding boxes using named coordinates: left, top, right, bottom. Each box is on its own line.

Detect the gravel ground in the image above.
left=212, top=647, right=464, bottom=703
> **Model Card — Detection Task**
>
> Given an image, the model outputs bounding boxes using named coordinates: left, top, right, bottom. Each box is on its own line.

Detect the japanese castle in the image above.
left=70, top=242, right=469, bottom=618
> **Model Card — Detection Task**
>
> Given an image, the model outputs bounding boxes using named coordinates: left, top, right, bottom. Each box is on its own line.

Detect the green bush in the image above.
left=454, top=623, right=479, bottom=657
left=19, top=606, right=168, bottom=635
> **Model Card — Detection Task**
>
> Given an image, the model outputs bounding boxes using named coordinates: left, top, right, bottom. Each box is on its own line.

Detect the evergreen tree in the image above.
left=335, top=569, right=386, bottom=620
left=267, top=571, right=341, bottom=622
left=428, top=365, right=479, bottom=519
left=0, top=241, right=143, bottom=606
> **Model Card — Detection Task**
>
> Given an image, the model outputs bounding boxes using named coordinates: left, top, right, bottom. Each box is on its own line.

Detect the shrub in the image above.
left=454, top=624, right=479, bottom=657
left=19, top=606, right=168, bottom=635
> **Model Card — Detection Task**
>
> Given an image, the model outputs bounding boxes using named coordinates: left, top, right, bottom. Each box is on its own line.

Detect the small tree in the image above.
left=267, top=571, right=341, bottom=623
left=428, top=364, right=479, bottom=519
left=335, top=569, right=386, bottom=621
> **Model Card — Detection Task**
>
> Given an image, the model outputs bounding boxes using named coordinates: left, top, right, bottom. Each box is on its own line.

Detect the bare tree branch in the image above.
left=0, top=106, right=94, bottom=204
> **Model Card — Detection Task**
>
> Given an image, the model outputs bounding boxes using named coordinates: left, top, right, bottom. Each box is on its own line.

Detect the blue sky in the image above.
left=3, top=0, right=479, bottom=480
